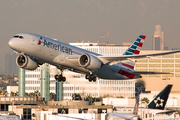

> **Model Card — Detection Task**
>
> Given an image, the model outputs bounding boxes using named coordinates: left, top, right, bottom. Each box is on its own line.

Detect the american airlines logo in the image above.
left=38, top=37, right=72, bottom=55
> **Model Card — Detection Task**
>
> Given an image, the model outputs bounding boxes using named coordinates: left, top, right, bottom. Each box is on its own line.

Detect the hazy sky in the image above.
left=1, top=0, right=180, bottom=73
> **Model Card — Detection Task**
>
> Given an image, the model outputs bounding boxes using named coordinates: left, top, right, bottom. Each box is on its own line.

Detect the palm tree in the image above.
left=3, top=91, right=8, bottom=96
left=25, top=92, right=29, bottom=96
left=72, top=93, right=82, bottom=100
left=50, top=92, right=55, bottom=101
left=141, top=97, right=149, bottom=104
left=11, top=91, right=15, bottom=96
left=29, top=92, right=35, bottom=96
left=15, top=91, right=18, bottom=96
left=34, top=90, right=40, bottom=96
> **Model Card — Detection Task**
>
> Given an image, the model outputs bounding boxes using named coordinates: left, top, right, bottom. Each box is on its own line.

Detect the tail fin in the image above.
left=133, top=89, right=141, bottom=115
left=123, top=35, right=146, bottom=55
left=147, top=84, right=173, bottom=110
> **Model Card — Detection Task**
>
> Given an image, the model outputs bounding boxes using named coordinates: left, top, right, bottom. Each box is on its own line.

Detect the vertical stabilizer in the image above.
left=119, top=35, right=146, bottom=70
left=133, top=89, right=141, bottom=115
left=147, top=84, right=173, bottom=110
left=123, top=35, right=146, bottom=55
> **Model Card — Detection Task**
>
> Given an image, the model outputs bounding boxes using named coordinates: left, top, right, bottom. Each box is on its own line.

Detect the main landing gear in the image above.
left=54, top=74, right=66, bottom=82
left=85, top=74, right=97, bottom=82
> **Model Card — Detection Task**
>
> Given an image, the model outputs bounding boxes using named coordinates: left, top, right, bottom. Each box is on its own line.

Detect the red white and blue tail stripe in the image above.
left=115, top=35, right=146, bottom=79
left=123, top=35, right=146, bottom=55
left=116, top=61, right=136, bottom=79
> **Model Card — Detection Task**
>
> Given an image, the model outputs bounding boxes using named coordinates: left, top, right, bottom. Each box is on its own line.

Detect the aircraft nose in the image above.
left=8, top=39, right=13, bottom=48
left=8, top=38, right=17, bottom=49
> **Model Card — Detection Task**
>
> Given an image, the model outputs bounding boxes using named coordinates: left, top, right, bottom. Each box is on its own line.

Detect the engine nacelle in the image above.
left=16, top=55, right=38, bottom=70
left=78, top=54, right=102, bottom=70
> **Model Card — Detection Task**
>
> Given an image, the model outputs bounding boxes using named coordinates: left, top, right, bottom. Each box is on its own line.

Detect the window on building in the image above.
left=162, top=54, right=174, bottom=58
left=162, top=74, right=174, bottom=77
left=23, top=108, right=31, bottom=120
left=137, top=59, right=148, bottom=63
left=136, top=64, right=148, bottom=67
left=149, top=74, right=161, bottom=77
left=175, top=74, right=180, bottom=77
left=98, top=108, right=107, bottom=113
left=176, top=64, right=180, bottom=68
left=162, top=64, right=174, bottom=67
left=175, top=69, right=180, bottom=72
left=149, top=64, right=161, bottom=67
left=82, top=108, right=88, bottom=113
left=149, top=59, right=161, bottom=63
left=162, top=69, right=174, bottom=72
left=0, top=104, right=8, bottom=111
left=175, top=54, right=180, bottom=58
left=135, top=69, right=148, bottom=71
left=175, top=59, right=180, bottom=63
left=149, top=69, right=161, bottom=72
left=162, top=59, right=174, bottom=63
left=58, top=108, right=68, bottom=114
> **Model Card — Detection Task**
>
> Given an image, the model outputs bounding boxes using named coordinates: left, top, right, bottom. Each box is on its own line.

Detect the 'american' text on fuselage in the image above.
left=43, top=39, right=72, bottom=54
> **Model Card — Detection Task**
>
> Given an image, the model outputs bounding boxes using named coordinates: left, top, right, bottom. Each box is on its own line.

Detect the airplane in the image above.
left=115, top=85, right=178, bottom=119
left=105, top=89, right=142, bottom=120
left=147, top=84, right=172, bottom=110
left=8, top=33, right=180, bottom=82
left=144, top=84, right=178, bottom=116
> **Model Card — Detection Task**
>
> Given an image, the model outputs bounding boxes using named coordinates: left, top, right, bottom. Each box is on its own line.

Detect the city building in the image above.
left=152, top=25, right=164, bottom=50
left=5, top=53, right=18, bottom=74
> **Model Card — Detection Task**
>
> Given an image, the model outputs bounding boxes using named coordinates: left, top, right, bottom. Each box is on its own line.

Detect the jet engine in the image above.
left=78, top=54, right=102, bottom=70
left=16, top=55, right=38, bottom=70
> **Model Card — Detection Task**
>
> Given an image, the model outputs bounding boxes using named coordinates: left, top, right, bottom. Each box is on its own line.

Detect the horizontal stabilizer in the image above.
left=155, top=110, right=178, bottom=115
left=130, top=71, right=173, bottom=75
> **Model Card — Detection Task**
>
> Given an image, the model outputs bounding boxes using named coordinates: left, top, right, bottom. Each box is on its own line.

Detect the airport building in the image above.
left=5, top=53, right=18, bottom=74
left=0, top=95, right=112, bottom=120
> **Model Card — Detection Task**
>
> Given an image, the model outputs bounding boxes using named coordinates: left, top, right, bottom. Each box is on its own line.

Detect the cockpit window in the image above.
left=13, top=35, right=19, bottom=38
left=19, top=36, right=24, bottom=39
left=13, top=35, right=24, bottom=39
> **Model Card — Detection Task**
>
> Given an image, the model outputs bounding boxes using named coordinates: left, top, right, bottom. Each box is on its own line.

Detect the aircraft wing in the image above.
left=130, top=71, right=172, bottom=74
left=98, top=50, right=180, bottom=63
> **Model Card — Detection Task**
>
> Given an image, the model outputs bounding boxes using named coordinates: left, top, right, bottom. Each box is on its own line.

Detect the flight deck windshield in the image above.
left=13, top=35, right=24, bottom=39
